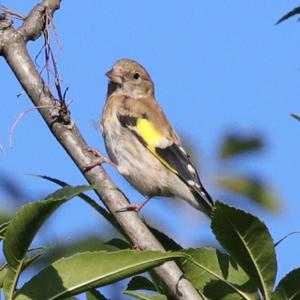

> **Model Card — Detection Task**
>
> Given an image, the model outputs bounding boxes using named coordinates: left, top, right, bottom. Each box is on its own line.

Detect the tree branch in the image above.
left=0, top=1, right=202, bottom=299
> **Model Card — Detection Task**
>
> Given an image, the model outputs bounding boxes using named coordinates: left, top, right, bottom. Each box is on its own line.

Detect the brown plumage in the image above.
left=101, top=59, right=214, bottom=216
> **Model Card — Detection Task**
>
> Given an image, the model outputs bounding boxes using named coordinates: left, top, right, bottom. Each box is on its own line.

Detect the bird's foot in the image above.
left=86, top=147, right=104, bottom=158
left=83, top=147, right=116, bottom=171
left=116, top=196, right=152, bottom=213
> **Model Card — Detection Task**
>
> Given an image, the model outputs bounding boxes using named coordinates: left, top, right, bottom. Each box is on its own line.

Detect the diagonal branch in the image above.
left=0, top=1, right=202, bottom=299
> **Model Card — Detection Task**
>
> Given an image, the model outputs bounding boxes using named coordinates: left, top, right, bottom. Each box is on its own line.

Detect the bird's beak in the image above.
left=105, top=70, right=113, bottom=79
left=105, top=69, right=122, bottom=84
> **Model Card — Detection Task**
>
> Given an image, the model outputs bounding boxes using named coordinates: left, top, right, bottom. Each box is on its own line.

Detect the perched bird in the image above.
left=101, top=59, right=214, bottom=217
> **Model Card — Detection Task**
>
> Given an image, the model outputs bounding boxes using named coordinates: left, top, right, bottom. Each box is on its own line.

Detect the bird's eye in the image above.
left=133, top=72, right=140, bottom=80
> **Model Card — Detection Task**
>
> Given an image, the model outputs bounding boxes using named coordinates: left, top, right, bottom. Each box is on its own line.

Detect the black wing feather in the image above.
left=156, top=144, right=195, bottom=184
left=156, top=144, right=214, bottom=209
left=118, top=114, right=137, bottom=127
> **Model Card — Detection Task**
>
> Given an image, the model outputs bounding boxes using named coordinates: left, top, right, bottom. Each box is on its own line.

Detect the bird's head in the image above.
left=106, top=59, right=154, bottom=98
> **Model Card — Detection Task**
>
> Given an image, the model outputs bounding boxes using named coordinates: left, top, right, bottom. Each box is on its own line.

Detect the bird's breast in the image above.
left=101, top=112, right=168, bottom=195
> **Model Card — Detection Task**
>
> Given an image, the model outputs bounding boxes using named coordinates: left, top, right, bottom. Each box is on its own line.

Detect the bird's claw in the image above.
left=83, top=147, right=112, bottom=172
left=86, top=147, right=104, bottom=158
left=116, top=196, right=151, bottom=213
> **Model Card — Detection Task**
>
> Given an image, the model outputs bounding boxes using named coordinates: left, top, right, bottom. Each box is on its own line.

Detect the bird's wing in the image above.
left=117, top=97, right=213, bottom=207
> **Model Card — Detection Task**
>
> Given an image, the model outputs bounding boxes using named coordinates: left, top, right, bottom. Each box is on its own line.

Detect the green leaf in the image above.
left=3, top=185, right=93, bottom=300
left=218, top=175, right=279, bottom=210
left=211, top=202, right=277, bottom=300
left=127, top=276, right=156, bottom=291
left=0, top=213, right=11, bottom=226
left=0, top=221, right=9, bottom=240
left=149, top=227, right=182, bottom=251
left=219, top=134, right=263, bottom=159
left=276, top=7, right=300, bottom=25
left=180, top=248, right=258, bottom=300
left=15, top=250, right=185, bottom=300
left=274, top=231, right=300, bottom=247
left=86, top=289, right=108, bottom=300
left=29, top=174, right=121, bottom=232
left=105, top=238, right=131, bottom=250
left=0, top=248, right=46, bottom=293
left=272, top=268, right=300, bottom=300
left=21, top=247, right=48, bottom=271
left=204, top=280, right=250, bottom=300
left=291, top=113, right=300, bottom=122
left=124, top=276, right=167, bottom=299
left=0, top=265, right=7, bottom=289
left=123, top=291, right=168, bottom=300
left=38, top=236, right=115, bottom=269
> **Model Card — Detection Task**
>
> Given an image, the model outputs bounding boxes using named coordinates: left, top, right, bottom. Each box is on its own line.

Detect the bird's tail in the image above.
left=192, top=186, right=214, bottom=217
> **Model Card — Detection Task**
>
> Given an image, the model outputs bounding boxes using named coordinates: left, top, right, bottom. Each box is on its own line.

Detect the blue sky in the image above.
left=1, top=0, right=300, bottom=295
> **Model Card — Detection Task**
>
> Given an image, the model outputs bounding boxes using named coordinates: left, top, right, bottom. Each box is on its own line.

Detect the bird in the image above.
left=100, top=59, right=214, bottom=217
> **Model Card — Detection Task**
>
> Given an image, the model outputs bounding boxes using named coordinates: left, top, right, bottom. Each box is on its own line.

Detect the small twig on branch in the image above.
left=10, top=99, right=72, bottom=148
left=48, top=15, right=63, bottom=50
left=0, top=5, right=25, bottom=20
left=9, top=105, right=56, bottom=148
left=38, top=7, right=65, bottom=101
left=50, top=50, right=64, bottom=100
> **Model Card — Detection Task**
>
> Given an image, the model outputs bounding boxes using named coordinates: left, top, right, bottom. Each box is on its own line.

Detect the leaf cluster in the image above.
left=0, top=178, right=298, bottom=299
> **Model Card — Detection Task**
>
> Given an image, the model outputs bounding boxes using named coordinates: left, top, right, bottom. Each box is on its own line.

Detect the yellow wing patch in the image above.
left=136, top=118, right=164, bottom=146
left=136, top=118, right=178, bottom=174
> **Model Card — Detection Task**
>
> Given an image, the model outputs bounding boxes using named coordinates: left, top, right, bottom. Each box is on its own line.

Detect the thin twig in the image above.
left=0, top=5, right=25, bottom=20
left=275, top=231, right=300, bottom=247
left=63, top=87, right=69, bottom=101
left=34, top=43, right=46, bottom=68
left=49, top=17, right=63, bottom=50
left=9, top=105, right=55, bottom=148
left=37, top=7, right=65, bottom=102
left=44, top=13, right=51, bottom=85
left=50, top=50, right=63, bottom=100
